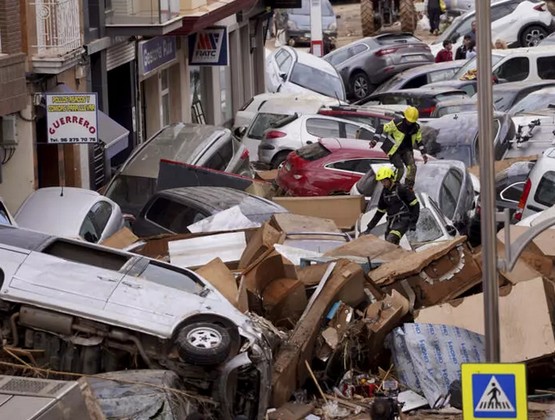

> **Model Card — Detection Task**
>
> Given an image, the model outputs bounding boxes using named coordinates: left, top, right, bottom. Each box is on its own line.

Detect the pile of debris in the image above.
left=99, top=205, right=555, bottom=419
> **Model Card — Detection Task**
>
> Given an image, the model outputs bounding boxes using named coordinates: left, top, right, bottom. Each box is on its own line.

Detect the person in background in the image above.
left=495, top=39, right=508, bottom=49
left=455, top=35, right=471, bottom=60
left=466, top=20, right=477, bottom=42
left=435, top=39, right=453, bottom=62
left=466, top=39, right=477, bottom=59
left=428, top=0, right=441, bottom=35
left=361, top=166, right=420, bottom=245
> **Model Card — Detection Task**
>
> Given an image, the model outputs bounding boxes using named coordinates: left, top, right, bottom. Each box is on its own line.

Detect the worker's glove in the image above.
left=422, top=153, right=428, bottom=164
left=369, top=139, right=377, bottom=148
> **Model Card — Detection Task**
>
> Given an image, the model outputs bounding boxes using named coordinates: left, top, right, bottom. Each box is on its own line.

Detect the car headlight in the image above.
left=327, top=22, right=337, bottom=32
left=287, top=20, right=298, bottom=30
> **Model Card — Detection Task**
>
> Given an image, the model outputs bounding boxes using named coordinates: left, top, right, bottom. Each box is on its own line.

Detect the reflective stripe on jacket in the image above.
left=382, top=118, right=423, bottom=156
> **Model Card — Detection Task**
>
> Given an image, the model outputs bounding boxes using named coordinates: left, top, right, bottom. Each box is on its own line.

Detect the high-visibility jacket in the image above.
left=377, top=118, right=424, bottom=156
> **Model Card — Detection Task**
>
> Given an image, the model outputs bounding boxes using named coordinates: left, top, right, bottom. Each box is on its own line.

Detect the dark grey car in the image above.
left=105, top=124, right=253, bottom=216
left=132, top=186, right=288, bottom=237
left=323, top=33, right=434, bottom=101
left=372, top=60, right=466, bottom=95
left=421, top=111, right=515, bottom=166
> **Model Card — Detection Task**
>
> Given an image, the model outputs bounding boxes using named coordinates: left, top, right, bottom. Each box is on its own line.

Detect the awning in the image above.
left=168, top=0, right=258, bottom=36
left=50, top=84, right=130, bottom=159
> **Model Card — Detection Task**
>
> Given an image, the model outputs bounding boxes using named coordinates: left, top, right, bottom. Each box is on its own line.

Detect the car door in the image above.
left=79, top=200, right=117, bottom=243
left=439, top=168, right=464, bottom=224
left=266, top=49, right=292, bottom=92
left=344, top=122, right=374, bottom=140
left=493, top=57, right=530, bottom=82
left=302, top=117, right=342, bottom=146
left=324, top=158, right=384, bottom=193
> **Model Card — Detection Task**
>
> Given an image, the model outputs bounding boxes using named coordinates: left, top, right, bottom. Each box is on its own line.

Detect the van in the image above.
left=453, top=46, right=555, bottom=84
left=515, top=146, right=555, bottom=220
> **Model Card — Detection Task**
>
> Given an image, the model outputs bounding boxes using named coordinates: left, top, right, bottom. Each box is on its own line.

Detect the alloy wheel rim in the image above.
left=186, top=327, right=223, bottom=349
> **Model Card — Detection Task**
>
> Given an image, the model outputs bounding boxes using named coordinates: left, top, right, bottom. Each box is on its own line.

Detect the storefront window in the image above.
left=220, top=66, right=232, bottom=124
left=160, top=69, right=170, bottom=127
left=190, top=65, right=205, bottom=124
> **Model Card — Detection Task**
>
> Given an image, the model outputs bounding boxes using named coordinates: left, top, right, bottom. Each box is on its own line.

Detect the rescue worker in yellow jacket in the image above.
left=362, top=165, right=420, bottom=245
left=370, top=106, right=428, bottom=188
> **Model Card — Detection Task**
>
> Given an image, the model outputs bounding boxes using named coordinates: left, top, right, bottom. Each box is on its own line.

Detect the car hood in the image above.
left=1, top=247, right=249, bottom=339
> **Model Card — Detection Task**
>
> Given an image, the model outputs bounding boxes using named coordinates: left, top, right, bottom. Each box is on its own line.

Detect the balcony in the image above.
left=28, top=0, right=84, bottom=74
left=105, top=0, right=183, bottom=36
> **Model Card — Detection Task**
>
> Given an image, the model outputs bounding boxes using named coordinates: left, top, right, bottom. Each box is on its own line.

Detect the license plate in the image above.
left=402, top=55, right=426, bottom=63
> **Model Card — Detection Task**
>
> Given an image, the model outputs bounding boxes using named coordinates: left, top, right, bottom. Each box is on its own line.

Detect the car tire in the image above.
left=271, top=151, right=291, bottom=169
left=350, top=72, right=371, bottom=101
left=399, top=0, right=417, bottom=33
left=361, top=0, right=375, bottom=37
left=176, top=323, right=231, bottom=366
left=519, top=25, right=548, bottom=47
left=287, top=37, right=296, bottom=47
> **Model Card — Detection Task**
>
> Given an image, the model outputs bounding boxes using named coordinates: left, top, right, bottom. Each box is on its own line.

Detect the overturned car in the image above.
left=0, top=225, right=271, bottom=419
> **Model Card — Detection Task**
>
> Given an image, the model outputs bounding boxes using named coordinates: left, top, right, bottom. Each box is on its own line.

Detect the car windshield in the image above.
left=434, top=144, right=473, bottom=165
left=134, top=261, right=205, bottom=294
left=105, top=175, right=157, bottom=216
left=288, top=0, right=334, bottom=15
left=290, top=62, right=345, bottom=100
left=373, top=74, right=406, bottom=94
left=454, top=53, right=504, bottom=80
left=509, top=91, right=555, bottom=115
left=405, top=207, right=444, bottom=247
left=435, top=103, right=476, bottom=117
left=248, top=113, right=289, bottom=140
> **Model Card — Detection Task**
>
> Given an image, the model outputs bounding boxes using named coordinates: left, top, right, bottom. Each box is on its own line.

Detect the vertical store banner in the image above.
left=188, top=27, right=229, bottom=66
left=46, top=93, right=98, bottom=144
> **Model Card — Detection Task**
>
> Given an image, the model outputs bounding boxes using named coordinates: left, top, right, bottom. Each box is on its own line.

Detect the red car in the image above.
left=276, top=138, right=391, bottom=196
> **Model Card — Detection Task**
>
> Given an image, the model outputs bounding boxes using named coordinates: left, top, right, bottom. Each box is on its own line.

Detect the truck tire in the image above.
left=176, top=323, right=231, bottom=366
left=399, top=0, right=417, bottom=33
left=361, top=0, right=375, bottom=37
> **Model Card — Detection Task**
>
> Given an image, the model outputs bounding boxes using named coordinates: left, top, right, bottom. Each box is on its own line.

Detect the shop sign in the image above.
left=46, top=93, right=98, bottom=144
left=188, top=27, right=228, bottom=66
left=139, top=37, right=177, bottom=76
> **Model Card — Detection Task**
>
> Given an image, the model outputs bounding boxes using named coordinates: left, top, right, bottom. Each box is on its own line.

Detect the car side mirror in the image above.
left=234, top=126, right=247, bottom=138
left=446, top=225, right=457, bottom=237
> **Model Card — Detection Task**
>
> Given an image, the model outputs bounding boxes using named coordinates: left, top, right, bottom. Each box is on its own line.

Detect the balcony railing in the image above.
left=106, top=0, right=180, bottom=25
left=31, top=0, right=81, bottom=57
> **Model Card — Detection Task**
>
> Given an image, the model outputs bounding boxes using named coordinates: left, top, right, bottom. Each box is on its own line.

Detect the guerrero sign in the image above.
left=46, top=93, right=98, bottom=144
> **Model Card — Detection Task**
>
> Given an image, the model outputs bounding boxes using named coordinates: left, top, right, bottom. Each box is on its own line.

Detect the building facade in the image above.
left=0, top=0, right=270, bottom=213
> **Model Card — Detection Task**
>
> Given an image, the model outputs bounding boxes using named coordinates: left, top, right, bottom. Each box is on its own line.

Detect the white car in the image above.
left=355, top=192, right=460, bottom=252
left=15, top=187, right=124, bottom=243
left=0, top=197, right=16, bottom=227
left=430, top=0, right=554, bottom=55
left=233, top=92, right=344, bottom=132
left=265, top=46, right=346, bottom=101
left=0, top=224, right=271, bottom=419
left=257, top=114, right=375, bottom=167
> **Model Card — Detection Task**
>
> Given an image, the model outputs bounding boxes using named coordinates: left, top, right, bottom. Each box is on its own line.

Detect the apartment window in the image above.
left=160, top=69, right=170, bottom=127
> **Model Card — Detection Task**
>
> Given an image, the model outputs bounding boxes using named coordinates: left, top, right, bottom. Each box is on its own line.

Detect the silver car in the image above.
left=0, top=224, right=271, bottom=419
left=105, top=123, right=253, bottom=216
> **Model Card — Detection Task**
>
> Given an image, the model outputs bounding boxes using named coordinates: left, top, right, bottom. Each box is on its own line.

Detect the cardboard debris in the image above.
left=243, top=253, right=297, bottom=297
left=415, top=277, right=555, bottom=362
left=325, top=233, right=409, bottom=261
left=366, top=238, right=483, bottom=308
left=239, top=223, right=283, bottom=269
left=255, top=169, right=279, bottom=182
left=168, top=231, right=247, bottom=268
left=195, top=258, right=247, bottom=311
left=267, top=402, right=315, bottom=420
left=271, top=260, right=367, bottom=406
left=100, top=227, right=138, bottom=249
left=262, top=277, right=308, bottom=327
left=365, top=290, right=410, bottom=335
left=272, top=196, right=365, bottom=230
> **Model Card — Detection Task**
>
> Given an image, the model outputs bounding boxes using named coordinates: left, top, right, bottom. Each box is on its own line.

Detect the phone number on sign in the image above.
left=49, top=137, right=98, bottom=143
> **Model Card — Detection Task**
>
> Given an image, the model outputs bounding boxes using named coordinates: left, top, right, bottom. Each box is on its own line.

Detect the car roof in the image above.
left=424, top=80, right=476, bottom=89
left=414, top=160, right=467, bottom=201
left=154, top=186, right=287, bottom=222
left=259, top=96, right=340, bottom=115
left=120, top=123, right=229, bottom=178
left=493, top=81, right=555, bottom=93
left=392, top=60, right=466, bottom=78
left=492, top=45, right=555, bottom=57
left=282, top=47, right=339, bottom=77
left=14, top=187, right=104, bottom=238
left=320, top=137, right=379, bottom=151
left=372, top=87, right=466, bottom=97
left=0, top=224, right=53, bottom=251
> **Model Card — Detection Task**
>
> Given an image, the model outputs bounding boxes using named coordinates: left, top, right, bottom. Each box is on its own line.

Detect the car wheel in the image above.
left=287, top=38, right=296, bottom=47
left=360, top=0, right=375, bottom=37
left=399, top=0, right=417, bottom=33
left=519, top=25, right=548, bottom=47
left=176, top=323, right=231, bottom=366
left=271, top=151, right=291, bottom=169
left=350, top=72, right=371, bottom=101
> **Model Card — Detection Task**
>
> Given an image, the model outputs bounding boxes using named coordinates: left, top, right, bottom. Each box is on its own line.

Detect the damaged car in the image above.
left=0, top=225, right=272, bottom=420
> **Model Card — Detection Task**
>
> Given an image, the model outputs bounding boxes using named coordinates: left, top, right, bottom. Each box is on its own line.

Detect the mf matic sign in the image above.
left=188, top=27, right=228, bottom=66
left=46, top=93, right=98, bottom=144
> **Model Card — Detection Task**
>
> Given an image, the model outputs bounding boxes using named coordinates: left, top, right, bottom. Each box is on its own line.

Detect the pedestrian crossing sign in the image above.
left=462, top=363, right=527, bottom=420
